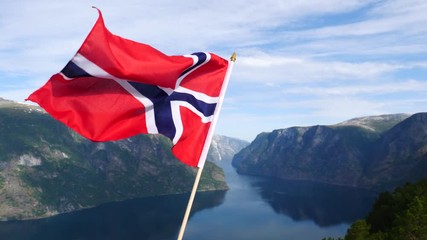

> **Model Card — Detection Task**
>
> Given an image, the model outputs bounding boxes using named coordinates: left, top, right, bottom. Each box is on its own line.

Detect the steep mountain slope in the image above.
left=363, top=113, right=427, bottom=189
left=232, top=125, right=376, bottom=187
left=333, top=114, right=410, bottom=132
left=208, top=135, right=249, bottom=162
left=0, top=99, right=228, bottom=220
left=233, top=113, right=427, bottom=190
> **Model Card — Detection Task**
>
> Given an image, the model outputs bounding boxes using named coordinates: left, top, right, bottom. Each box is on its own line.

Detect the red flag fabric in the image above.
left=27, top=9, right=231, bottom=167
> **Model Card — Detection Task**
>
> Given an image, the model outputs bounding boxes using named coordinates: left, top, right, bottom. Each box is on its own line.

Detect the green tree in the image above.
left=366, top=191, right=394, bottom=232
left=340, top=178, right=427, bottom=240
left=345, top=220, right=370, bottom=240
left=392, top=196, right=427, bottom=240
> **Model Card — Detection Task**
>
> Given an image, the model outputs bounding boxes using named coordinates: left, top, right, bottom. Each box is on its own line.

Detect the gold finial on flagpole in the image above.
left=230, top=52, right=237, bottom=62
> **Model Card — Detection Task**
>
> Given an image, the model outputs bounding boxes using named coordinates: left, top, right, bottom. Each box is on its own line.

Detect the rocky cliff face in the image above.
left=233, top=113, right=427, bottom=191
left=334, top=114, right=410, bottom=132
left=363, top=113, right=427, bottom=189
left=0, top=99, right=228, bottom=220
left=208, top=135, right=249, bottom=162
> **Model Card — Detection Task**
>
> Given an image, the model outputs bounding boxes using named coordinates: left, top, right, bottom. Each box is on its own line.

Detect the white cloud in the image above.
left=234, top=52, right=405, bottom=84
left=287, top=0, right=427, bottom=39
left=282, top=79, right=427, bottom=96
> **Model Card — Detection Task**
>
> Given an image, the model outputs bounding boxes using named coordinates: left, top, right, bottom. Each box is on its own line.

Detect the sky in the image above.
left=1, top=0, right=427, bottom=141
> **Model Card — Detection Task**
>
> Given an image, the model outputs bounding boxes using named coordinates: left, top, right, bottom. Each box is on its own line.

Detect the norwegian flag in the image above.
left=27, top=9, right=232, bottom=167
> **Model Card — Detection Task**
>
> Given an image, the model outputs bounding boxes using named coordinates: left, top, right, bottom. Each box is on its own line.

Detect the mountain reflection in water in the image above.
left=186, top=161, right=377, bottom=240
left=0, top=161, right=378, bottom=240
left=0, top=191, right=226, bottom=240
left=254, top=178, right=377, bottom=226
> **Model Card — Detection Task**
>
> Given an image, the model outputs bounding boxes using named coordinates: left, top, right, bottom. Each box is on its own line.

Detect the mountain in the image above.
left=233, top=113, right=427, bottom=190
left=363, top=113, right=427, bottom=189
left=333, top=114, right=410, bottom=132
left=208, top=135, right=249, bottom=162
left=0, top=99, right=229, bottom=220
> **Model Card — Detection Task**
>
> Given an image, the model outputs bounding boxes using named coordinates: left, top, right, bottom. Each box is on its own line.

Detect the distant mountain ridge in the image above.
left=333, top=113, right=410, bottom=132
left=208, top=135, right=249, bottom=162
left=233, top=113, right=427, bottom=191
left=0, top=98, right=238, bottom=220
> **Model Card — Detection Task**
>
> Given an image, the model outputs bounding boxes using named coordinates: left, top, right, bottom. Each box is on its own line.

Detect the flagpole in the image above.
left=177, top=52, right=236, bottom=240
left=176, top=166, right=203, bottom=240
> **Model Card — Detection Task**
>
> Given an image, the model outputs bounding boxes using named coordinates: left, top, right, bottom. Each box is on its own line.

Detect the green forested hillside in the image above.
left=344, top=178, right=427, bottom=240
left=0, top=98, right=228, bottom=220
left=322, top=178, right=427, bottom=240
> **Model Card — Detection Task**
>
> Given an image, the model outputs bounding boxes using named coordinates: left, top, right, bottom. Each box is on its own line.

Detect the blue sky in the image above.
left=1, top=0, right=427, bottom=141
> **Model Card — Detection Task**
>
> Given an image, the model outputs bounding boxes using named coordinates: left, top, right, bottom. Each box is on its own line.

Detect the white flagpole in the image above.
left=177, top=52, right=236, bottom=240
left=176, top=166, right=203, bottom=240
